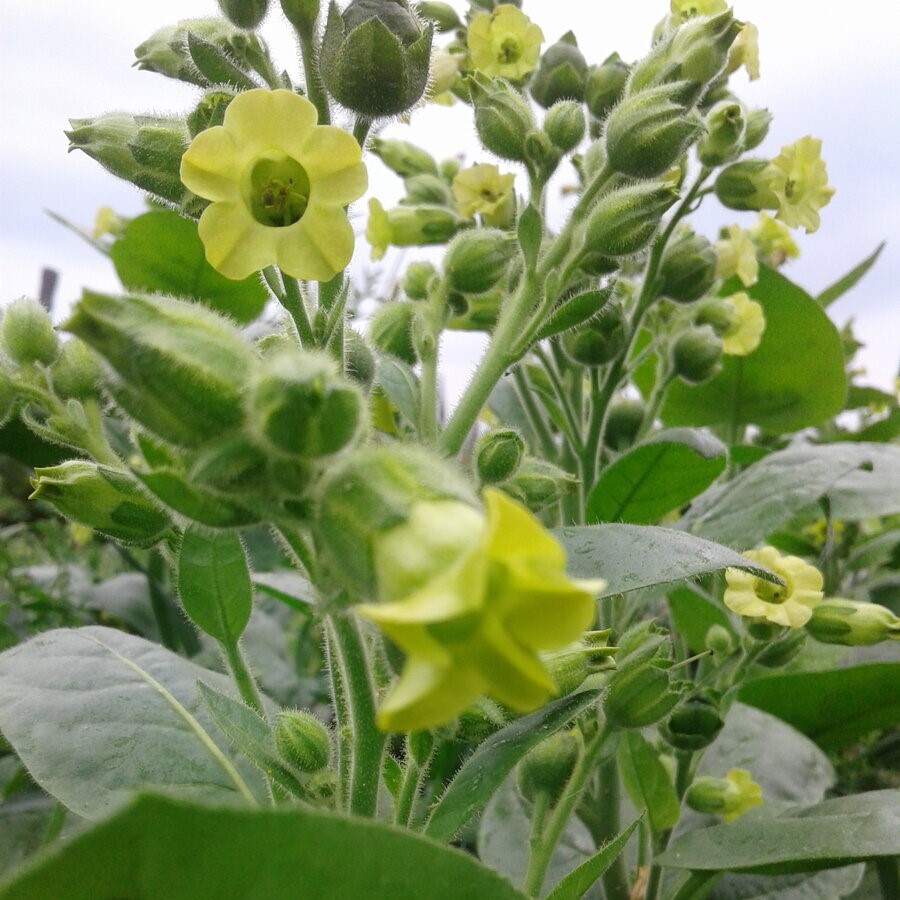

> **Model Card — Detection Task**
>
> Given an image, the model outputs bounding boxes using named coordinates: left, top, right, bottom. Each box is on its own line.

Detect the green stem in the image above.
left=222, top=637, right=266, bottom=719
left=297, top=31, right=330, bottom=125
left=522, top=791, right=552, bottom=895
left=418, top=277, right=448, bottom=442
left=668, top=870, right=721, bottom=900
left=596, top=756, right=631, bottom=900
left=353, top=116, right=373, bottom=148
left=281, top=274, right=316, bottom=347
left=512, top=366, right=558, bottom=461
left=533, top=345, right=584, bottom=454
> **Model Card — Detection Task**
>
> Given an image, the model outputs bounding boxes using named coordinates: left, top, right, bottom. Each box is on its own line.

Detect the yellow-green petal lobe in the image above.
left=223, top=88, right=319, bottom=159
left=278, top=204, right=354, bottom=281
left=197, top=202, right=274, bottom=279
left=180, top=127, right=241, bottom=201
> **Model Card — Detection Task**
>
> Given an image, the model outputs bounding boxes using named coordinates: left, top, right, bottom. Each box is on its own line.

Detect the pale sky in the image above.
left=2, top=1, right=898, bottom=398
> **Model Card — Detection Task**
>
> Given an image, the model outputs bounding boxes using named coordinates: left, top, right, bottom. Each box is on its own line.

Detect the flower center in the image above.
left=493, top=32, right=523, bottom=64
left=245, top=153, right=311, bottom=228
left=753, top=576, right=789, bottom=606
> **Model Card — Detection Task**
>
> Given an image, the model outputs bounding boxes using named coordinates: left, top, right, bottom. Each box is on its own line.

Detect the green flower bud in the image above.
left=189, top=435, right=270, bottom=493
left=446, top=291, right=503, bottom=332
left=697, top=100, right=745, bottom=167
left=281, top=0, right=321, bottom=31
left=605, top=659, right=685, bottom=729
left=686, top=769, right=763, bottom=822
left=217, top=0, right=269, bottom=29
left=249, top=349, right=362, bottom=459
left=516, top=731, right=580, bottom=803
left=805, top=599, right=900, bottom=647
left=49, top=338, right=102, bottom=400
left=344, top=328, right=376, bottom=390
left=561, top=302, right=629, bottom=367
left=658, top=228, right=717, bottom=303
left=371, top=137, right=439, bottom=177
left=544, top=100, right=586, bottom=153
left=605, top=83, right=704, bottom=178
left=369, top=302, right=418, bottom=364
left=1, top=298, right=58, bottom=366
left=523, top=131, right=562, bottom=181
left=444, top=229, right=513, bottom=294
left=753, top=627, right=807, bottom=669
left=576, top=139, right=608, bottom=182
left=667, top=10, right=740, bottom=87
left=470, top=74, right=536, bottom=162
left=714, top=159, right=780, bottom=212
left=585, top=182, right=679, bottom=257
left=416, top=1, right=461, bottom=32
left=704, top=624, right=735, bottom=657
left=30, top=461, right=171, bottom=546
left=321, top=0, right=434, bottom=116
left=402, top=261, right=438, bottom=300
left=603, top=396, right=645, bottom=450
left=501, top=457, right=579, bottom=510
left=456, top=696, right=507, bottom=742
left=542, top=630, right=618, bottom=695
left=186, top=90, right=235, bottom=137
left=661, top=696, right=724, bottom=751
left=695, top=297, right=737, bottom=336
left=529, top=32, right=588, bottom=108
left=64, top=290, right=256, bottom=448
left=585, top=53, right=630, bottom=120
left=742, top=108, right=772, bottom=152
left=535, top=287, right=613, bottom=341
left=402, top=173, right=454, bottom=206
left=671, top=325, right=723, bottom=384
left=474, top=427, right=525, bottom=484
left=274, top=710, right=331, bottom=772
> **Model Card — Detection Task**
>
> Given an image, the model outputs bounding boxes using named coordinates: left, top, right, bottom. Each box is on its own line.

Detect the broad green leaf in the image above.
left=425, top=690, right=601, bottom=842
left=738, top=663, right=900, bottom=750
left=645, top=266, right=846, bottom=431
left=557, top=525, right=780, bottom=596
left=709, top=864, right=864, bottom=900
left=375, top=356, right=421, bottom=428
left=658, top=790, right=900, bottom=875
left=545, top=818, right=641, bottom=900
left=0, top=419, right=65, bottom=467
left=177, top=526, right=252, bottom=644
left=0, top=627, right=263, bottom=819
left=809, top=443, right=900, bottom=520
left=667, top=586, right=732, bottom=655
left=0, top=793, right=528, bottom=900
left=252, top=570, right=317, bottom=610
left=617, top=732, right=679, bottom=831
left=82, top=572, right=159, bottom=640
left=816, top=242, right=885, bottom=308
left=110, top=210, right=266, bottom=322
left=0, top=797, right=65, bottom=875
left=586, top=429, right=727, bottom=525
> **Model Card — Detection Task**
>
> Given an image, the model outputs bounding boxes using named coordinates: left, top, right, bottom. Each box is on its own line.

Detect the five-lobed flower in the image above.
left=767, top=136, right=835, bottom=233
left=180, top=88, right=368, bottom=281
left=452, top=163, right=516, bottom=226
left=467, top=4, right=544, bottom=81
left=719, top=292, right=765, bottom=356
left=716, top=224, right=759, bottom=287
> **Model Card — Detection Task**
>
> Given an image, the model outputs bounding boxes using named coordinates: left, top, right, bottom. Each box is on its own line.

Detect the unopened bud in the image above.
left=444, top=229, right=513, bottom=294
left=516, top=731, right=580, bottom=802
left=605, top=659, right=685, bottom=729
left=671, top=325, right=722, bottom=384
left=217, top=0, right=269, bottom=29
left=714, top=159, right=780, bottom=212
left=187, top=90, right=235, bottom=137
left=470, top=74, right=536, bottom=162
left=474, top=428, right=525, bottom=484
left=806, top=599, right=900, bottom=647
left=544, top=100, right=586, bottom=153
left=585, top=53, right=629, bottom=120
left=704, top=624, right=735, bottom=657
left=658, top=228, right=717, bottom=303
left=1, top=298, right=58, bottom=366
left=529, top=32, right=588, bottom=108
left=542, top=630, right=618, bottom=695
left=742, top=108, right=772, bottom=151
left=371, top=137, right=439, bottom=177
left=281, top=0, right=320, bottom=32
left=367, top=199, right=465, bottom=260
left=344, top=328, right=376, bottom=390
left=661, top=696, right=724, bottom=751
left=697, top=100, right=745, bottom=167
left=585, top=181, right=679, bottom=256
left=502, top=457, right=579, bottom=510
left=49, top=338, right=102, bottom=400
left=417, top=1, right=461, bottom=31
left=604, top=396, right=645, bottom=450
left=402, top=261, right=438, bottom=300
left=274, top=710, right=331, bottom=772
left=561, top=302, right=629, bottom=367
left=369, top=302, right=418, bottom=364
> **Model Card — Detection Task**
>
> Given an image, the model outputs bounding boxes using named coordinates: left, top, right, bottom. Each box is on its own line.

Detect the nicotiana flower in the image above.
left=686, top=768, right=763, bottom=822
left=670, top=0, right=728, bottom=21
left=467, top=4, right=544, bottom=81
left=180, top=89, right=368, bottom=281
left=726, top=22, right=760, bottom=80
left=452, top=163, right=516, bottom=226
left=748, top=212, right=799, bottom=267
left=716, top=224, right=759, bottom=287
left=767, top=136, right=835, bottom=233
left=720, top=292, right=765, bottom=356
left=365, top=198, right=463, bottom=261
left=357, top=488, right=603, bottom=731
left=724, top=546, right=823, bottom=628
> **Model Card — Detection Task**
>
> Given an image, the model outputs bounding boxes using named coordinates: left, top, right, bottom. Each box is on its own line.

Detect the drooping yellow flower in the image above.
left=467, top=5, right=544, bottom=81
left=767, top=136, right=835, bottom=233
left=720, top=292, right=765, bottom=356
left=429, top=47, right=465, bottom=103
left=452, top=163, right=516, bottom=226
left=716, top=224, right=759, bottom=287
left=180, top=89, right=368, bottom=281
left=670, top=0, right=728, bottom=20
left=357, top=488, right=603, bottom=731
left=724, top=546, right=823, bottom=628
left=748, top=213, right=799, bottom=267
left=726, top=22, right=760, bottom=80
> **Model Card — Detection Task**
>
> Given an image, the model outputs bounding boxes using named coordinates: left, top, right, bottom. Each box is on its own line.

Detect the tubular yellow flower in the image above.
left=716, top=224, right=759, bottom=287
left=748, top=213, right=799, bottom=267
left=767, top=136, right=835, bottom=233
left=724, top=546, right=823, bottom=628
left=180, top=89, right=368, bottom=281
left=467, top=5, right=544, bottom=81
left=720, top=292, right=765, bottom=356
left=452, top=163, right=516, bottom=225
left=726, top=22, right=760, bottom=80
left=687, top=768, right=763, bottom=821
left=357, top=488, right=604, bottom=732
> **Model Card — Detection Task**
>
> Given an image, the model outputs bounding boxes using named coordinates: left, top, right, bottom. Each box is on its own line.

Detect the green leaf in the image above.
left=110, top=210, right=267, bottom=323
left=586, top=428, right=727, bottom=524
left=375, top=356, right=421, bottom=429
left=0, top=793, right=529, bottom=900
left=617, top=732, right=680, bottom=831
left=252, top=570, right=317, bottom=611
left=708, top=864, right=864, bottom=900
left=186, top=32, right=257, bottom=89
left=810, top=443, right=900, bottom=520
left=557, top=525, right=780, bottom=596
left=738, top=663, right=900, bottom=750
left=518, top=204, right=542, bottom=271
left=0, top=627, right=263, bottom=819
left=816, top=242, right=885, bottom=308
left=177, top=526, right=252, bottom=644
left=644, top=266, right=846, bottom=431
left=667, top=586, right=732, bottom=654
left=658, top=790, right=900, bottom=875
left=424, top=690, right=601, bottom=842
left=545, top=817, right=641, bottom=900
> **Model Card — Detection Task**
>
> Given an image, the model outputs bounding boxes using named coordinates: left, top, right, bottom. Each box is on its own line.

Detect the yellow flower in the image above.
left=724, top=546, right=823, bottom=628
left=357, top=488, right=603, bottom=731
left=716, top=224, right=759, bottom=287
left=748, top=213, right=799, bottom=267
left=687, top=768, right=763, bottom=821
left=767, top=136, right=835, bottom=233
left=467, top=5, right=544, bottom=81
left=452, top=163, right=516, bottom=226
left=720, top=292, right=765, bottom=356
left=726, top=22, right=760, bottom=80
left=365, top=198, right=463, bottom=261
left=180, top=89, right=368, bottom=281
left=429, top=47, right=465, bottom=102
left=670, top=0, right=728, bottom=20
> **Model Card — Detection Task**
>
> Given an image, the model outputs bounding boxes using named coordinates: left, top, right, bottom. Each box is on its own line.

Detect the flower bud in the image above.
left=603, top=396, right=645, bottom=450
left=1, top=298, right=58, bottom=366
left=30, top=461, right=171, bottom=546
left=249, top=349, right=362, bottom=459
left=470, top=74, right=537, bottom=162
left=474, top=428, right=525, bottom=484
left=217, top=0, right=268, bottom=29
left=367, top=199, right=465, bottom=260
left=416, top=1, right=461, bottom=32
left=671, top=325, right=722, bottom=384
left=321, top=0, right=434, bottom=116
left=456, top=697, right=507, bottom=743
left=542, top=630, right=618, bottom=695
left=529, top=32, right=588, bottom=108
left=186, top=90, right=235, bottom=137
left=714, top=159, right=780, bottom=212
left=516, top=731, right=580, bottom=803
left=585, top=53, right=629, bottom=121
left=604, top=659, right=685, bottom=729
left=281, top=0, right=320, bottom=31
left=694, top=297, right=736, bottom=336
left=535, top=286, right=613, bottom=341
left=753, top=627, right=807, bottom=669
left=501, top=457, right=579, bottom=510
left=742, top=108, right=772, bottom=151
left=402, top=261, right=438, bottom=301
left=658, top=228, right=717, bottom=303
left=369, top=302, right=418, bottom=364
left=274, top=710, right=331, bottom=772
left=523, top=132, right=561, bottom=181
left=544, top=100, right=586, bottom=153
left=64, top=290, right=256, bottom=448
left=371, top=137, right=439, bottom=177
left=344, top=328, right=376, bottom=390
left=605, top=84, right=704, bottom=178
left=805, top=599, right=900, bottom=647
left=667, top=10, right=740, bottom=87
left=49, top=338, right=102, bottom=400
left=585, top=182, right=679, bottom=257
left=444, top=229, right=513, bottom=294
left=686, top=769, right=763, bottom=822
left=697, top=100, right=745, bottom=167
left=401, top=173, right=454, bottom=207
left=561, top=302, right=629, bottom=367
left=661, top=696, right=724, bottom=751
left=704, top=624, right=735, bottom=657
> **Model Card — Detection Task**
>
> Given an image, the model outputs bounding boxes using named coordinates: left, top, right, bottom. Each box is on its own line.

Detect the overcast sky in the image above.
left=2, top=0, right=898, bottom=397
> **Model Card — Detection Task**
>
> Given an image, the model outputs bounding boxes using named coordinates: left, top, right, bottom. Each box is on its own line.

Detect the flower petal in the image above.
left=300, top=126, right=368, bottom=202
left=222, top=88, right=318, bottom=158
left=180, top=127, right=242, bottom=201
left=276, top=204, right=355, bottom=281
left=197, top=202, right=276, bottom=279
